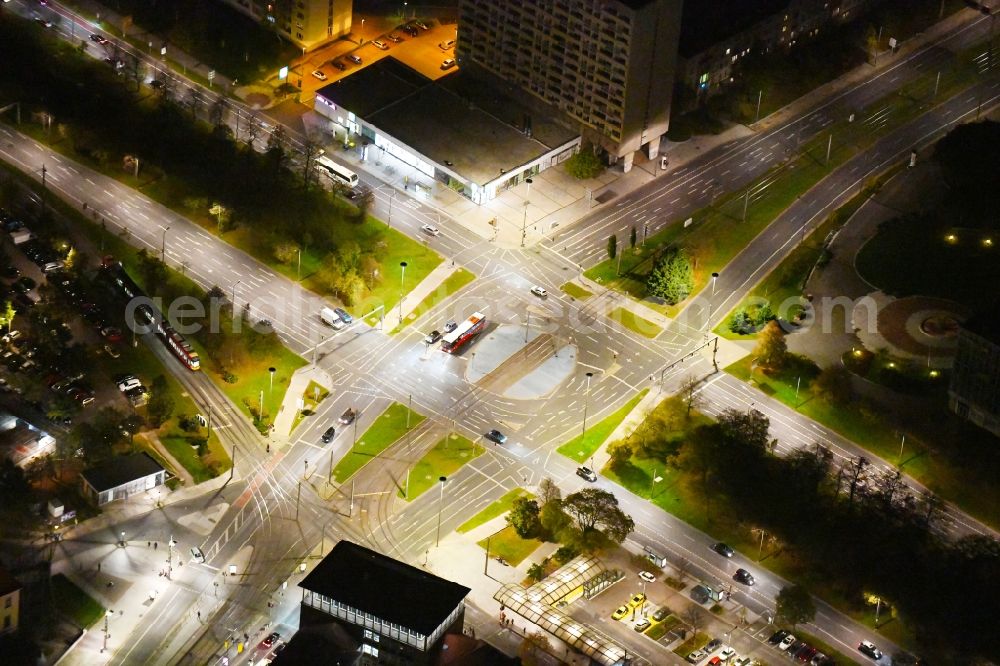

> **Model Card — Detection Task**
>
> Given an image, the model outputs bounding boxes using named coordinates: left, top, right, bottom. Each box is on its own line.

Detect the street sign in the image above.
left=160, top=46, right=166, bottom=56
left=279, top=66, right=289, bottom=80
left=208, top=70, right=216, bottom=81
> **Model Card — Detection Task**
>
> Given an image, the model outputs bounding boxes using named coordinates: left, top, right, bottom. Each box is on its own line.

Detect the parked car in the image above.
left=611, top=605, right=629, bottom=621
left=101, top=326, right=123, bottom=342
left=372, top=39, right=388, bottom=50
left=768, top=630, right=790, bottom=645
left=733, top=568, right=755, bottom=585
left=321, top=426, right=336, bottom=444
left=778, top=634, right=797, bottom=651
left=484, top=429, right=507, bottom=444
left=733, top=658, right=753, bottom=666
left=638, top=571, right=656, bottom=583
left=718, top=647, right=736, bottom=661
left=401, top=24, right=418, bottom=37
left=576, top=466, right=597, bottom=482
left=424, top=330, right=442, bottom=344
left=330, top=59, right=346, bottom=71
left=627, top=592, right=646, bottom=609
left=413, top=19, right=430, bottom=30
left=333, top=307, right=353, bottom=324
left=633, top=618, right=651, bottom=632
left=440, top=58, right=456, bottom=70
left=338, top=408, right=357, bottom=425
left=797, top=646, right=818, bottom=663
left=651, top=606, right=670, bottom=622
left=858, top=640, right=882, bottom=660
left=687, top=650, right=707, bottom=664
left=711, top=542, right=735, bottom=558
left=311, top=69, right=328, bottom=81
left=705, top=638, right=722, bottom=652
left=387, top=33, right=403, bottom=43
left=347, top=54, right=362, bottom=64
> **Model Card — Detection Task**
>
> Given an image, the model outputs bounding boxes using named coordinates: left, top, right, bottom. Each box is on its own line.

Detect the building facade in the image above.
left=216, top=0, right=353, bottom=50
left=677, top=0, right=878, bottom=100
left=456, top=0, right=683, bottom=172
left=80, top=453, right=166, bottom=506
left=949, top=311, right=1000, bottom=437
left=0, top=568, right=21, bottom=636
left=299, top=541, right=470, bottom=665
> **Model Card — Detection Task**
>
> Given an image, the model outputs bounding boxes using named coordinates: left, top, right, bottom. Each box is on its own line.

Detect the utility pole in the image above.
left=435, top=476, right=447, bottom=547
left=295, top=481, right=301, bottom=520
left=581, top=372, right=594, bottom=437
left=229, top=445, right=236, bottom=482
left=825, top=134, right=833, bottom=165
left=407, top=394, right=412, bottom=428
left=524, top=310, right=531, bottom=343
left=754, top=89, right=763, bottom=123
left=742, top=188, right=750, bottom=222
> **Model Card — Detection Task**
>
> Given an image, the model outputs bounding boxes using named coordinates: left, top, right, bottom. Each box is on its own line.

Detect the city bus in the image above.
left=440, top=312, right=486, bottom=354
left=315, top=156, right=359, bottom=187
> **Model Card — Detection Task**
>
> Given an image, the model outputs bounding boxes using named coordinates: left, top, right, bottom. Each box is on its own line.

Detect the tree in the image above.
left=0, top=300, right=15, bottom=332
left=273, top=241, right=300, bottom=265
left=646, top=247, right=694, bottom=304
left=681, top=604, right=703, bottom=634
left=561, top=488, right=635, bottom=544
left=519, top=631, right=551, bottom=666
left=717, top=408, right=771, bottom=451
left=507, top=497, right=542, bottom=539
left=865, top=24, right=880, bottom=64
left=775, top=585, right=816, bottom=628
left=537, top=477, right=561, bottom=506
left=539, top=500, right=572, bottom=539
left=564, top=149, right=604, bottom=179
left=607, top=234, right=617, bottom=260
left=147, top=375, right=175, bottom=427
left=811, top=365, right=852, bottom=405
left=607, top=440, right=632, bottom=470
left=526, top=562, right=546, bottom=583
left=629, top=226, right=637, bottom=249
left=678, top=374, right=703, bottom=419
left=753, top=320, right=788, bottom=370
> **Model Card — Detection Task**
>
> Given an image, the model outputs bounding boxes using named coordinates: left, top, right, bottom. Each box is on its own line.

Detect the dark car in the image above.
left=402, top=24, right=419, bottom=37
left=387, top=33, right=403, bottom=43
left=704, top=638, right=722, bottom=653
left=322, top=426, right=336, bottom=443
left=338, top=408, right=356, bottom=425
left=89, top=33, right=109, bottom=44
left=576, top=466, right=597, bottom=482
left=787, top=640, right=807, bottom=655
left=858, top=641, right=883, bottom=661
left=484, top=429, right=507, bottom=444
left=711, top=542, right=735, bottom=558
left=330, top=59, right=346, bottom=71
left=1, top=265, right=18, bottom=280
left=259, top=632, right=280, bottom=650
left=443, top=320, right=458, bottom=333
left=413, top=19, right=430, bottom=30
left=424, top=330, right=441, bottom=344
left=347, top=54, right=362, bottom=64
left=333, top=307, right=353, bottom=324
left=733, top=568, right=755, bottom=585
left=768, top=629, right=790, bottom=645
left=797, top=646, right=818, bottom=663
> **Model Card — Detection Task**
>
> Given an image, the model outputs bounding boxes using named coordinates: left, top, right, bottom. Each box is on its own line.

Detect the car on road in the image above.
left=35, top=17, right=53, bottom=28
left=733, top=568, right=755, bottom=585
left=190, top=547, right=205, bottom=563
left=333, top=307, right=353, bottom=324
left=311, top=69, right=328, bottom=81
left=768, top=629, right=789, bottom=645
left=441, top=58, right=456, bottom=70
left=424, top=330, right=442, bottom=344
left=718, top=646, right=736, bottom=661
left=627, top=592, right=646, bottom=609
left=687, top=650, right=707, bottom=664
left=711, top=542, right=735, bottom=558
left=372, top=39, right=389, bottom=50
left=858, top=640, right=883, bottom=660
left=321, top=426, right=336, bottom=444
left=89, top=33, right=109, bottom=44
left=338, top=408, right=357, bottom=425
left=778, top=634, right=797, bottom=651
left=638, top=571, right=656, bottom=583
left=484, top=429, right=507, bottom=444
left=443, top=320, right=457, bottom=333
left=576, top=466, right=597, bottom=482
left=530, top=285, right=547, bottom=298
left=347, top=54, right=362, bottom=64
left=421, top=224, right=440, bottom=236
left=732, top=658, right=753, bottom=666
left=259, top=632, right=280, bottom=650
left=633, top=618, right=651, bottom=632
left=611, top=605, right=629, bottom=621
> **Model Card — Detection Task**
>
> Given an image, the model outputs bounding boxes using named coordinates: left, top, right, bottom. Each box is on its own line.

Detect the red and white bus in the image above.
left=441, top=312, right=486, bottom=354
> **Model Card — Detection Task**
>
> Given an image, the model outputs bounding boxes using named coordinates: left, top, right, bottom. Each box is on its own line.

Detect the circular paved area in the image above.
left=853, top=292, right=969, bottom=366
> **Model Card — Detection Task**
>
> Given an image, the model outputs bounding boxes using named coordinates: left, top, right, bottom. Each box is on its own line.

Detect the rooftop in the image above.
left=300, top=540, right=469, bottom=636
left=679, top=0, right=789, bottom=57
left=81, top=452, right=164, bottom=492
left=316, top=59, right=576, bottom=186
left=0, top=566, right=22, bottom=597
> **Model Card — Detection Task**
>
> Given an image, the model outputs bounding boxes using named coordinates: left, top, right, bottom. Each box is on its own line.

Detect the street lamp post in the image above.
left=296, top=247, right=301, bottom=281
left=398, top=261, right=408, bottom=325
left=161, top=226, right=170, bottom=263
left=581, top=372, right=594, bottom=437
left=119, top=530, right=125, bottom=547
left=435, top=476, right=447, bottom=547
left=231, top=280, right=241, bottom=312
left=102, top=610, right=113, bottom=653
left=708, top=271, right=719, bottom=326
left=520, top=178, right=533, bottom=247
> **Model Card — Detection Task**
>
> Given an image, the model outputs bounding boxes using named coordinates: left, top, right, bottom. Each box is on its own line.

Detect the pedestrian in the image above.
left=197, top=611, right=201, bottom=621
left=154, top=541, right=158, bottom=550
left=147, top=541, right=151, bottom=547
left=82, top=202, right=88, bottom=210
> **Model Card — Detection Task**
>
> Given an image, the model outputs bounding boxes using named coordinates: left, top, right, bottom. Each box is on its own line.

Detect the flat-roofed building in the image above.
left=456, top=0, right=683, bottom=172
left=0, top=567, right=22, bottom=636
left=214, top=0, right=353, bottom=50
left=80, top=453, right=165, bottom=506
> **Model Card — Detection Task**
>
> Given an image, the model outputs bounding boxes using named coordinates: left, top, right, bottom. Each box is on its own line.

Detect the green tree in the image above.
left=526, top=562, right=546, bottom=583
left=811, top=365, right=853, bottom=405
left=537, top=477, right=561, bottom=506
left=273, top=241, right=299, bottom=265
left=564, top=149, right=604, bottom=179
left=519, top=631, right=551, bottom=666
left=0, top=300, right=15, bottom=333
left=147, top=375, right=175, bottom=427
left=607, top=234, right=617, bottom=260
left=754, top=320, right=788, bottom=370
left=539, top=500, right=572, bottom=540
left=607, top=440, right=633, bottom=470
left=728, top=307, right=753, bottom=335
left=629, top=226, right=637, bottom=249
left=507, top=497, right=542, bottom=539
left=776, top=584, right=816, bottom=628
left=561, top=488, right=635, bottom=545
left=646, top=248, right=694, bottom=304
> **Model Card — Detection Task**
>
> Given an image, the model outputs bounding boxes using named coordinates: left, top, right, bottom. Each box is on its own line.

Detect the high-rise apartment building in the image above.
left=217, top=0, right=353, bottom=50
left=457, top=0, right=683, bottom=172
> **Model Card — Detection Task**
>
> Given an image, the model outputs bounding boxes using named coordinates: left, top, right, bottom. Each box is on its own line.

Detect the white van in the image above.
left=320, top=307, right=345, bottom=330
left=439, top=39, right=455, bottom=51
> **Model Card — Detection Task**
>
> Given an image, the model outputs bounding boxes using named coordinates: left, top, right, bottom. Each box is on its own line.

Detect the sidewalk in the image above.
left=385, top=260, right=463, bottom=330
left=272, top=364, right=334, bottom=437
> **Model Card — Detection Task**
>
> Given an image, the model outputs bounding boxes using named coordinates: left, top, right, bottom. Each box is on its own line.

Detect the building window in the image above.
left=3, top=597, right=10, bottom=609
left=3, top=615, right=9, bottom=629
left=362, top=644, right=379, bottom=657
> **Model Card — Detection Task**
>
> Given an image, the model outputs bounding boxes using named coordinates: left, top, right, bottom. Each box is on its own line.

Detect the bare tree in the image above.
left=209, top=96, right=229, bottom=129
left=518, top=631, right=551, bottom=666
left=874, top=467, right=906, bottom=515
left=302, top=139, right=319, bottom=188
left=187, top=88, right=203, bottom=120
left=921, top=492, right=945, bottom=530
left=674, top=556, right=692, bottom=581
left=679, top=374, right=704, bottom=419
left=681, top=604, right=703, bottom=635
left=245, top=112, right=262, bottom=148
left=537, top=477, right=561, bottom=506
left=845, top=455, right=869, bottom=509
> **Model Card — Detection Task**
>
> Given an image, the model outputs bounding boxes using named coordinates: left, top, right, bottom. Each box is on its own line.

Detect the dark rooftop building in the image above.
left=80, top=452, right=165, bottom=506
left=298, top=540, right=470, bottom=665
left=679, top=0, right=789, bottom=57
left=950, top=306, right=1000, bottom=438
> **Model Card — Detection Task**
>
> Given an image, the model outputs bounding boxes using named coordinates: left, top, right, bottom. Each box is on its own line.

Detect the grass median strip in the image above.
left=457, top=488, right=534, bottom=534
left=390, top=268, right=476, bottom=333
left=608, top=307, right=662, bottom=338
left=557, top=389, right=649, bottom=463
left=331, top=403, right=425, bottom=483
left=476, top=525, right=542, bottom=566
left=560, top=281, right=594, bottom=300
left=400, top=434, right=482, bottom=500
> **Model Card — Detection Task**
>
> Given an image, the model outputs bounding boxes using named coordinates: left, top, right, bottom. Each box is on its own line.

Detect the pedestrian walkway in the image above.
left=141, top=431, right=194, bottom=486
left=385, top=260, right=463, bottom=330
left=272, top=365, right=334, bottom=437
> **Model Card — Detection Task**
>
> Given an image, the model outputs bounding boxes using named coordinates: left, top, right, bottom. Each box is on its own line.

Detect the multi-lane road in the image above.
left=3, top=2, right=998, bottom=664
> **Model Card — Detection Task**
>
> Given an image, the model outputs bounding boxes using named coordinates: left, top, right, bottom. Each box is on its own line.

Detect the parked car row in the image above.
left=116, top=374, right=149, bottom=407
left=766, top=630, right=835, bottom=665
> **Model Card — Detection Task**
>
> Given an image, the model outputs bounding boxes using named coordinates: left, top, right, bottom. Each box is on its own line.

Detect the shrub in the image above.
left=564, top=149, right=605, bottom=179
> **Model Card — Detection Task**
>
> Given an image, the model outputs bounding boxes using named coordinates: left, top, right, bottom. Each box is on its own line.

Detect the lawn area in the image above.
left=457, top=488, right=534, bottom=534
left=331, top=402, right=426, bottom=483
left=51, top=574, right=104, bottom=629
left=607, top=307, right=662, bottom=338
left=557, top=389, right=649, bottom=463
left=290, top=380, right=331, bottom=434
left=672, top=631, right=710, bottom=657
left=726, top=356, right=1000, bottom=529
left=646, top=613, right=682, bottom=640
left=400, top=434, right=482, bottom=500
left=560, top=282, right=594, bottom=300
left=476, top=525, right=543, bottom=566
left=390, top=268, right=476, bottom=333
left=214, top=342, right=306, bottom=434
